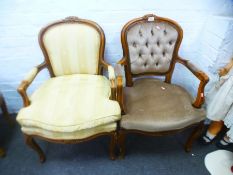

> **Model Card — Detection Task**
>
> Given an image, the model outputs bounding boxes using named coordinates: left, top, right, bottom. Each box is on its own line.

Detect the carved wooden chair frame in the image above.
left=116, top=14, right=209, bottom=158
left=17, top=17, right=118, bottom=163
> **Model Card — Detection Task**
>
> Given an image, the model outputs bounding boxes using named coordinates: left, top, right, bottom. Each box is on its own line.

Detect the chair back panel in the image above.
left=127, top=22, right=178, bottom=74
left=39, top=17, right=104, bottom=76
left=121, top=14, right=183, bottom=81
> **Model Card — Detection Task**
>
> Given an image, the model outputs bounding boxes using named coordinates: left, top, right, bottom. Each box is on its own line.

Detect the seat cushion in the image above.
left=120, top=78, right=205, bottom=132
left=17, top=74, right=121, bottom=133
left=21, top=123, right=116, bottom=140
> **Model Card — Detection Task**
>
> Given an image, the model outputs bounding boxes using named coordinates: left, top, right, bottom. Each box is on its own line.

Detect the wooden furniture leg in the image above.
left=185, top=121, right=205, bottom=152
left=24, top=135, right=46, bottom=163
left=109, top=132, right=117, bottom=160
left=118, top=130, right=126, bottom=159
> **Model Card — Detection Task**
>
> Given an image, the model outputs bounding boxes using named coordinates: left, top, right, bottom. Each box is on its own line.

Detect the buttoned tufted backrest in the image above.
left=121, top=14, right=183, bottom=81
left=39, top=17, right=105, bottom=77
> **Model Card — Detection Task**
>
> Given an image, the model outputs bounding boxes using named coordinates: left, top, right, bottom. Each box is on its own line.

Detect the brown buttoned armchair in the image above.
left=17, top=17, right=121, bottom=162
left=116, top=14, right=209, bottom=158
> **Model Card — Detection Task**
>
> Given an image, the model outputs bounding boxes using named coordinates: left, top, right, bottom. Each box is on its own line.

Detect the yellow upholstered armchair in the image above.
left=17, top=17, right=121, bottom=162
left=116, top=14, right=209, bottom=157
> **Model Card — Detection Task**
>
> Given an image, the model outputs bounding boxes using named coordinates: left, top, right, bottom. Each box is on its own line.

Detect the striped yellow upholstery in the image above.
left=43, top=23, right=101, bottom=76
left=21, top=123, right=116, bottom=140
left=17, top=74, right=121, bottom=134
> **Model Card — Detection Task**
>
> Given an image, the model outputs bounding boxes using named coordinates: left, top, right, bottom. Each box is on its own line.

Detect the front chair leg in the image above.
left=118, top=130, right=126, bottom=159
left=24, top=135, right=46, bottom=163
left=109, top=132, right=117, bottom=160
left=185, top=121, right=205, bottom=152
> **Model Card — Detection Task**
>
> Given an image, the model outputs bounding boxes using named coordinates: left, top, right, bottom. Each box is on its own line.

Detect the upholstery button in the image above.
left=157, top=41, right=160, bottom=46
left=139, top=53, right=142, bottom=57
left=151, top=30, right=154, bottom=36
left=133, top=42, right=137, bottom=47
left=139, top=30, right=143, bottom=37
left=151, top=52, right=154, bottom=56
left=162, top=51, right=165, bottom=56
left=169, top=41, right=172, bottom=45
left=144, top=63, right=147, bottom=67
left=156, top=62, right=159, bottom=66
left=145, top=42, right=148, bottom=47
left=164, top=30, right=167, bottom=35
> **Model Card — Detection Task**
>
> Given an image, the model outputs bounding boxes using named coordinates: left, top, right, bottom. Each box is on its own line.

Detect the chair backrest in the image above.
left=39, top=16, right=105, bottom=77
left=121, top=14, right=183, bottom=85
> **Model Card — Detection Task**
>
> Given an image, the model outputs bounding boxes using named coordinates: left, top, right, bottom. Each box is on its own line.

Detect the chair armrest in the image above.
left=177, top=56, right=209, bottom=108
left=114, top=63, right=125, bottom=114
left=218, top=59, right=233, bottom=77
left=107, top=65, right=117, bottom=100
left=17, top=62, right=46, bottom=107
left=100, top=60, right=117, bottom=101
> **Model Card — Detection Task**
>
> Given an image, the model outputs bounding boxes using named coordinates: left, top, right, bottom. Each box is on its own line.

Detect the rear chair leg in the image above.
left=118, top=130, right=126, bottom=159
left=24, top=135, right=46, bottom=163
left=109, top=132, right=117, bottom=160
left=185, top=121, right=205, bottom=152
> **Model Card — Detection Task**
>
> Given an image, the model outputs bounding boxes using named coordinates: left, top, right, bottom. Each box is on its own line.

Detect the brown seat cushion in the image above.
left=120, top=78, right=205, bottom=132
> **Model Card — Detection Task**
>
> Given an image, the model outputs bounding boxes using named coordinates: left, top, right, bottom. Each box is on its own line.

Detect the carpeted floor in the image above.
left=0, top=115, right=219, bottom=175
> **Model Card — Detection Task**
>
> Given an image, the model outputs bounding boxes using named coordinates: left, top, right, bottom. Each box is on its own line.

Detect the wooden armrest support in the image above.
left=114, top=62, right=125, bottom=114
left=177, top=57, right=209, bottom=108
left=117, top=57, right=127, bottom=66
left=100, top=60, right=117, bottom=100
left=17, top=62, right=47, bottom=107
left=218, top=59, right=233, bottom=77
left=116, top=75, right=125, bottom=114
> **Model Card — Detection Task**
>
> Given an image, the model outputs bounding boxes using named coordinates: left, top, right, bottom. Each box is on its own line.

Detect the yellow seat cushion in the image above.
left=21, top=123, right=116, bottom=140
left=120, top=78, right=205, bottom=132
left=17, top=74, right=121, bottom=133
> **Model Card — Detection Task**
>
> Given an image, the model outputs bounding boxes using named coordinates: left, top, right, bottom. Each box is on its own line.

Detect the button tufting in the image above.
left=156, top=62, right=159, bottom=66
left=133, top=42, right=137, bottom=47
left=144, top=63, right=147, bottom=67
left=151, top=30, right=154, bottom=36
left=164, top=30, right=167, bottom=35
left=139, top=30, right=143, bottom=37
left=169, top=41, right=172, bottom=45
left=157, top=41, right=160, bottom=46
left=139, top=53, right=142, bottom=57
left=162, top=51, right=165, bottom=56
left=151, top=52, right=154, bottom=56
left=145, top=42, right=148, bottom=47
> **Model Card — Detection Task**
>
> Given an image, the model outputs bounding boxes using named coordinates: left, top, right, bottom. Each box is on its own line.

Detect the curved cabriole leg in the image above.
left=24, top=135, right=46, bottom=163
left=118, top=130, right=126, bottom=159
left=109, top=132, right=117, bottom=160
left=185, top=121, right=205, bottom=152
